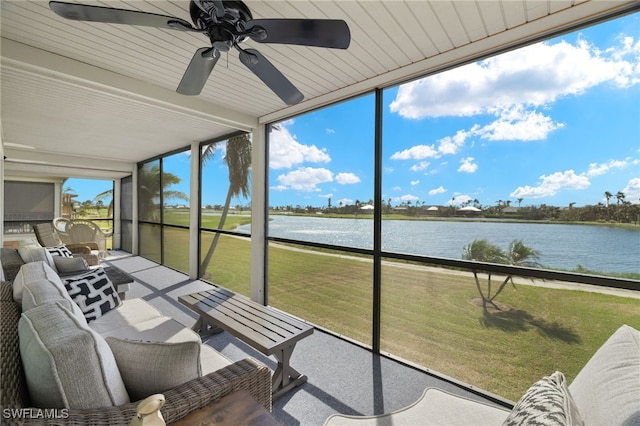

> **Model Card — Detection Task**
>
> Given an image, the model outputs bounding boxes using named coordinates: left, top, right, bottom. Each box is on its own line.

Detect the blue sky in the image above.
left=268, top=13, right=639, bottom=209
left=68, top=13, right=639, bottom=210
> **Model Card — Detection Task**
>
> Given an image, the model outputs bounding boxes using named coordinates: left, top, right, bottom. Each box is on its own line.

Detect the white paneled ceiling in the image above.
left=1, top=0, right=638, bottom=178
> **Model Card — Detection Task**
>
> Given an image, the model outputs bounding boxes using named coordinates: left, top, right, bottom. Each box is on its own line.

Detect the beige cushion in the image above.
left=325, top=388, right=510, bottom=425
left=106, top=337, right=202, bottom=401
left=53, top=256, right=89, bottom=274
left=18, top=302, right=129, bottom=409
left=503, top=371, right=583, bottom=426
left=569, top=324, right=640, bottom=426
left=96, top=316, right=202, bottom=343
left=200, top=344, right=233, bottom=375
left=21, top=279, right=86, bottom=324
left=13, top=261, right=63, bottom=304
left=18, top=246, right=57, bottom=271
left=88, top=298, right=165, bottom=335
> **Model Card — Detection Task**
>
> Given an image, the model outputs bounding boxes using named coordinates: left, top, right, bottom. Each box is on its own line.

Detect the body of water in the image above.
left=240, top=215, right=640, bottom=274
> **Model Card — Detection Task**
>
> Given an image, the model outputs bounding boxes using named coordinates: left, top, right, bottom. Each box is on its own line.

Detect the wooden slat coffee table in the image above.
left=171, top=389, right=281, bottom=425
left=179, top=287, right=314, bottom=399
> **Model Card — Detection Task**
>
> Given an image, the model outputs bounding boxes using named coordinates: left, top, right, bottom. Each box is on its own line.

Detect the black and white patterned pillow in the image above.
left=64, top=268, right=122, bottom=323
left=46, top=244, right=73, bottom=258
left=503, top=371, right=584, bottom=426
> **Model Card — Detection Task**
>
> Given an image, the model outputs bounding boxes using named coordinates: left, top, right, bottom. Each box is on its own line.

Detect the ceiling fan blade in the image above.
left=49, top=1, right=196, bottom=31
left=245, top=19, right=350, bottom=49
left=239, top=49, right=303, bottom=105
left=177, top=48, right=220, bottom=96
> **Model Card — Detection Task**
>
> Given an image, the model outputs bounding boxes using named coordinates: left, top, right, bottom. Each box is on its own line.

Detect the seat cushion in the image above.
left=200, top=344, right=233, bottom=375
left=324, top=388, right=510, bottom=425
left=106, top=337, right=202, bottom=401
left=18, top=302, right=129, bottom=409
left=569, top=324, right=640, bottom=426
left=88, top=298, right=165, bottom=335
left=95, top=316, right=202, bottom=343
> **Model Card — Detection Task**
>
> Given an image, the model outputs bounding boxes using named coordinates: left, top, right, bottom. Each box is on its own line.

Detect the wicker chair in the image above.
left=32, top=223, right=100, bottom=266
left=54, top=218, right=112, bottom=253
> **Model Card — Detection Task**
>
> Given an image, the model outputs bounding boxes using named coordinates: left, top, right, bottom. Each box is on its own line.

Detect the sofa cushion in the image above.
left=106, top=337, right=202, bottom=401
left=569, top=324, right=640, bottom=426
left=64, top=268, right=122, bottom=323
left=96, top=316, right=202, bottom=343
left=503, top=371, right=583, bottom=426
left=45, top=244, right=73, bottom=258
left=18, top=246, right=58, bottom=272
left=200, top=344, right=234, bottom=375
left=324, top=387, right=510, bottom=425
left=88, top=298, right=165, bottom=334
left=22, top=278, right=86, bottom=324
left=18, top=301, right=129, bottom=409
left=13, top=261, right=62, bottom=304
left=52, top=255, right=89, bottom=274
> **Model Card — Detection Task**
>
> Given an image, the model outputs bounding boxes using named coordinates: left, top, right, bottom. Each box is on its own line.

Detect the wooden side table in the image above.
left=171, top=390, right=281, bottom=426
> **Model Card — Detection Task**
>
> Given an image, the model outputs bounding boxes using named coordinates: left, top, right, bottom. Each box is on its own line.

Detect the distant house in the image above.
left=502, top=207, right=520, bottom=215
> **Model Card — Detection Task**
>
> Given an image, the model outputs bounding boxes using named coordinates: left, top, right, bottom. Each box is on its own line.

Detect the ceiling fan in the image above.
left=49, top=1, right=351, bottom=105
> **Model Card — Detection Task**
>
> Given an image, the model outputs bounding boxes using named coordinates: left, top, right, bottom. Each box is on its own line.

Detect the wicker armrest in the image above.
left=21, top=358, right=272, bottom=425
left=65, top=244, right=92, bottom=254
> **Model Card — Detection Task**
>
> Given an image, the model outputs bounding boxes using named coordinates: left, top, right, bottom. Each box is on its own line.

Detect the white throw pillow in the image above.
left=18, top=302, right=129, bottom=409
left=106, top=337, right=202, bottom=401
left=64, top=268, right=122, bottom=323
left=503, top=371, right=583, bottom=426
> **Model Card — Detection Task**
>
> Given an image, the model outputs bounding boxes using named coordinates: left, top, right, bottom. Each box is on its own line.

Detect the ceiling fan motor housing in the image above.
left=190, top=0, right=252, bottom=51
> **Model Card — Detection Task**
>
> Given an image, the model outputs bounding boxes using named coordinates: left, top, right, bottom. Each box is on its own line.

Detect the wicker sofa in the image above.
left=1, top=252, right=272, bottom=425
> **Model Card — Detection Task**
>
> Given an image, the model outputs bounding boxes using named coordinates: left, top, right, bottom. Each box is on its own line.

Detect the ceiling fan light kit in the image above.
left=49, top=0, right=351, bottom=105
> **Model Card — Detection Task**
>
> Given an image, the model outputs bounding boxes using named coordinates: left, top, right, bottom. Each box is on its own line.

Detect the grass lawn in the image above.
left=211, top=237, right=640, bottom=401
left=137, top=214, right=640, bottom=401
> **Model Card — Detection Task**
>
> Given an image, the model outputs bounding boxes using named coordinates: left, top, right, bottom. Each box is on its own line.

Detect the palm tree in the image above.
left=200, top=133, right=252, bottom=277
left=94, top=189, right=114, bottom=217
left=137, top=163, right=188, bottom=221
left=462, top=239, right=541, bottom=312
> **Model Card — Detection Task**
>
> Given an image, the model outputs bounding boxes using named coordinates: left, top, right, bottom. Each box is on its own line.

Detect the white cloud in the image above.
left=448, top=194, right=472, bottom=206
left=326, top=128, right=335, bottom=134
left=276, top=167, right=333, bottom=192
left=429, top=186, right=447, bottom=196
left=400, top=194, right=419, bottom=202
left=622, top=178, right=640, bottom=204
left=438, top=129, right=470, bottom=154
left=393, top=186, right=402, bottom=191
left=586, top=158, right=634, bottom=177
left=337, top=198, right=353, bottom=206
left=335, top=172, right=361, bottom=184
left=458, top=157, right=478, bottom=173
left=411, top=180, right=420, bottom=186
left=410, top=161, right=430, bottom=172
left=476, top=107, right=564, bottom=141
left=510, top=170, right=591, bottom=199
left=390, top=144, right=439, bottom=160
left=321, top=193, right=333, bottom=199
left=269, top=123, right=331, bottom=169
left=390, top=37, right=640, bottom=119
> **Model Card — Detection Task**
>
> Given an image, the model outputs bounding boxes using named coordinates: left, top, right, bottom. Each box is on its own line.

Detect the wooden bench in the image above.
left=179, top=287, right=314, bottom=399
